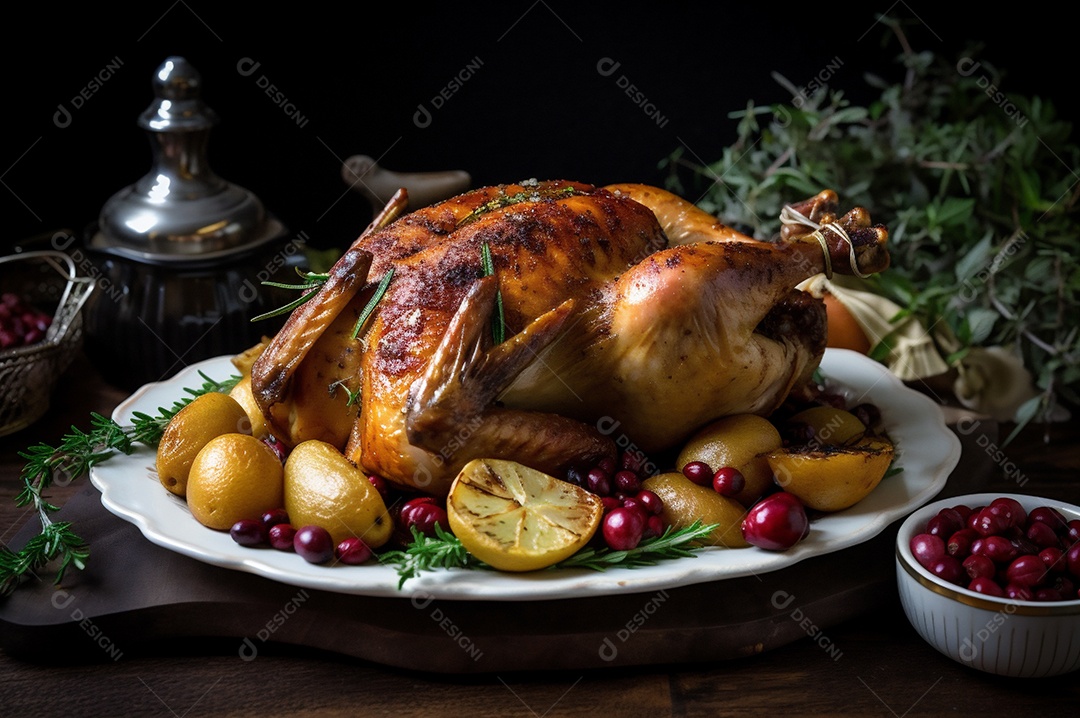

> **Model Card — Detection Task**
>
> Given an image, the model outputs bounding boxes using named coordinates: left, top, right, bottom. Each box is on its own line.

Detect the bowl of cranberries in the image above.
left=895, top=492, right=1080, bottom=678
left=0, top=250, right=95, bottom=436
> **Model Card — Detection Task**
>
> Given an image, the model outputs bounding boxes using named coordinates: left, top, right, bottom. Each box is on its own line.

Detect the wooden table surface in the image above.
left=2, top=353, right=1078, bottom=716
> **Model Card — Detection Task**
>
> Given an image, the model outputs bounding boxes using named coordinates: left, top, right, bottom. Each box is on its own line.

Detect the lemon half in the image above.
left=447, top=459, right=603, bottom=572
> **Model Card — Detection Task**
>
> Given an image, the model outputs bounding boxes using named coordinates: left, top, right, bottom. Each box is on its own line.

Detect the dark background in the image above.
left=2, top=4, right=1074, bottom=255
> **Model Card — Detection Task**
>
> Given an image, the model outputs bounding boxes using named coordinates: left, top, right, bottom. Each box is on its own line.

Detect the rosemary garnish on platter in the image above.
left=378, top=520, right=720, bottom=590
left=0, top=372, right=239, bottom=596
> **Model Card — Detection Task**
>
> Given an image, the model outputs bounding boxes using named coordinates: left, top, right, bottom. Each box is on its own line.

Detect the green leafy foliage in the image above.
left=662, top=19, right=1079, bottom=428
left=1, top=372, right=240, bottom=596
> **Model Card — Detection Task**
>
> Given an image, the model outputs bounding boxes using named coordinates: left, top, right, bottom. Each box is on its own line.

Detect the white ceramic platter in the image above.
left=89, top=349, right=962, bottom=601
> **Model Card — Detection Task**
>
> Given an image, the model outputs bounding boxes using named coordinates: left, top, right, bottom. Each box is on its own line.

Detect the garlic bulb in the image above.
left=953, top=346, right=1039, bottom=422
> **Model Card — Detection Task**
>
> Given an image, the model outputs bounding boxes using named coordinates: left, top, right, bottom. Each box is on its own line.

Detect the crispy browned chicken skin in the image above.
left=249, top=180, right=888, bottom=496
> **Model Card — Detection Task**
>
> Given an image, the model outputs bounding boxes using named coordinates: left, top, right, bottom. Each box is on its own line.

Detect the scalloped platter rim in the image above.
left=89, top=349, right=962, bottom=601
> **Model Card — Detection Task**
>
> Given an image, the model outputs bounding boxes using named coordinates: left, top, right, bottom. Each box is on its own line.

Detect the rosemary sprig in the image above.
left=350, top=269, right=394, bottom=340
left=378, top=524, right=484, bottom=590
left=250, top=268, right=330, bottom=323
left=480, top=243, right=506, bottom=345
left=554, top=520, right=719, bottom=571
left=377, top=519, right=721, bottom=589
left=0, top=372, right=240, bottom=596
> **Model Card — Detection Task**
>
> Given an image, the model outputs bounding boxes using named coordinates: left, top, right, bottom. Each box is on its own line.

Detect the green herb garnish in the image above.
left=0, top=372, right=240, bottom=596
left=480, top=242, right=506, bottom=345
left=250, top=268, right=330, bottom=323
left=378, top=520, right=720, bottom=589
left=456, top=184, right=580, bottom=227
left=662, top=17, right=1080, bottom=435
left=351, top=268, right=394, bottom=340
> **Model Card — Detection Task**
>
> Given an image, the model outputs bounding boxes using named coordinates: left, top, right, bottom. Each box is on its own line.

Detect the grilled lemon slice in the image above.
left=446, top=459, right=603, bottom=572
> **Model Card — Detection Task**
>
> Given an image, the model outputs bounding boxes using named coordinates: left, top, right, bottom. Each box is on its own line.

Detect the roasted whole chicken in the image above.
left=247, top=180, right=889, bottom=496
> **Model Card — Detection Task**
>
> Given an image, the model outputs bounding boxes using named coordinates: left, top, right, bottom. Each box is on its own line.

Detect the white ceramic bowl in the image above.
left=896, top=492, right=1080, bottom=677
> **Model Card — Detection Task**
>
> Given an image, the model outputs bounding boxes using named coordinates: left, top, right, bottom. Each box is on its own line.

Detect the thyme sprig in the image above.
left=1, top=372, right=240, bottom=596
left=377, top=519, right=720, bottom=589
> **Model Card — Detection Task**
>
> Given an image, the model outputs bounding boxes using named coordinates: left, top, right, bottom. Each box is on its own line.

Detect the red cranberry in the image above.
left=1006, top=554, right=1048, bottom=588
left=946, top=528, right=978, bottom=559
left=741, top=492, right=809, bottom=551
left=261, top=435, right=288, bottom=463
left=681, top=461, right=713, bottom=486
left=968, top=577, right=1005, bottom=597
left=261, top=508, right=290, bottom=530
left=601, top=496, right=621, bottom=513
left=911, top=534, right=946, bottom=569
left=951, top=504, right=975, bottom=522
left=987, top=497, right=1026, bottom=529
left=1066, top=520, right=1080, bottom=544
left=974, top=535, right=1018, bottom=564
left=972, top=508, right=1010, bottom=537
left=268, top=523, right=297, bottom=551
left=1034, top=588, right=1064, bottom=602
left=335, top=537, right=373, bottom=565
left=962, top=554, right=996, bottom=580
left=613, top=470, right=642, bottom=494
left=929, top=556, right=964, bottom=585
left=1004, top=583, right=1034, bottom=601
left=367, top=474, right=390, bottom=502
left=1028, top=506, right=1068, bottom=533
left=712, top=467, right=745, bottom=497
left=230, top=519, right=268, bottom=547
left=644, top=514, right=665, bottom=539
left=293, top=525, right=334, bottom=564
left=399, top=497, right=450, bottom=537
left=1025, top=520, right=1060, bottom=549
left=597, top=456, right=618, bottom=476
left=602, top=507, right=645, bottom=551
left=634, top=490, right=664, bottom=516
left=926, top=508, right=965, bottom=538
left=1065, top=543, right=1080, bottom=580
left=1039, top=546, right=1065, bottom=573
left=586, top=468, right=612, bottom=496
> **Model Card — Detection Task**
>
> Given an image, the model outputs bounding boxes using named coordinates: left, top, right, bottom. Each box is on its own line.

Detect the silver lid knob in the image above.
left=94, top=56, right=278, bottom=261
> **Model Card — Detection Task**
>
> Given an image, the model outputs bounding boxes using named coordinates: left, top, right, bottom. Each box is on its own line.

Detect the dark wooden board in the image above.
left=0, top=428, right=985, bottom=674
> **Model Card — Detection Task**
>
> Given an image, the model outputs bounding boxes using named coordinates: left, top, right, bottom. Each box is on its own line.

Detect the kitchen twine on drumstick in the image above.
left=779, top=205, right=871, bottom=279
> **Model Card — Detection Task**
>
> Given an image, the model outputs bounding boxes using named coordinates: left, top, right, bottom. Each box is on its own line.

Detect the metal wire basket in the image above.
left=0, top=250, right=96, bottom=437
